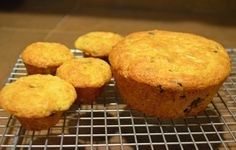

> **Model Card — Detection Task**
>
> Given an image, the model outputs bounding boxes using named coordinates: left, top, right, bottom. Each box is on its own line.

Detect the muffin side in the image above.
left=17, top=112, right=63, bottom=130
left=75, top=87, right=103, bottom=104
left=24, top=63, right=58, bottom=75
left=114, top=70, right=222, bottom=118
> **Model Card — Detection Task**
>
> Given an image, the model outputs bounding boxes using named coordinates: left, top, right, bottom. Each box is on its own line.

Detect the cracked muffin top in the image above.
left=0, top=74, right=77, bottom=118
left=109, top=30, right=231, bottom=90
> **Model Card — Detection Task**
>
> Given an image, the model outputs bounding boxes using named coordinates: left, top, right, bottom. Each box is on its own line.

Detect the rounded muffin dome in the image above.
left=56, top=58, right=112, bottom=88
left=22, top=42, right=73, bottom=68
left=0, top=74, right=77, bottom=118
left=74, top=32, right=124, bottom=57
left=109, top=30, right=231, bottom=90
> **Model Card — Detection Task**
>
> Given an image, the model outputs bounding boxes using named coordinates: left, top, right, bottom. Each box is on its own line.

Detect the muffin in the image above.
left=74, top=32, right=123, bottom=59
left=22, top=42, right=73, bottom=75
left=0, top=74, right=77, bottom=130
left=56, top=58, right=112, bottom=104
left=109, top=30, right=231, bottom=118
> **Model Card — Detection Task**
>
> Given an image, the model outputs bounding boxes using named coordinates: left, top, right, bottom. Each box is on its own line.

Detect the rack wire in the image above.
left=0, top=49, right=236, bottom=150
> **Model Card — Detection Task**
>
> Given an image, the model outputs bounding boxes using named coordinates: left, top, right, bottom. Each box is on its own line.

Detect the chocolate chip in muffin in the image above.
left=183, top=97, right=201, bottom=113
left=177, top=82, right=183, bottom=87
left=184, top=107, right=191, bottom=113
left=213, top=50, right=218, bottom=53
left=191, top=97, right=201, bottom=107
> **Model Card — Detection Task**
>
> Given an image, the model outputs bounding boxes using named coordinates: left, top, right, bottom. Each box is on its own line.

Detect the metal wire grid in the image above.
left=0, top=49, right=235, bottom=150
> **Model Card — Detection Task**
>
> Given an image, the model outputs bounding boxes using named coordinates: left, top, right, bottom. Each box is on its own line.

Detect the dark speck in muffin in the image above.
left=83, top=66, right=88, bottom=69
left=159, top=85, right=164, bottom=93
left=191, top=97, right=201, bottom=107
left=183, top=97, right=201, bottom=113
left=180, top=95, right=186, bottom=99
left=150, top=57, right=155, bottom=63
left=29, top=84, right=36, bottom=88
left=148, top=32, right=155, bottom=35
left=49, top=112, right=56, bottom=117
left=177, top=82, right=183, bottom=87
left=184, top=107, right=191, bottom=113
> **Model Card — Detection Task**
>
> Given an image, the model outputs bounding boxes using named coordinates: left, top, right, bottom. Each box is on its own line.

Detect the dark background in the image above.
left=0, top=0, right=236, bottom=87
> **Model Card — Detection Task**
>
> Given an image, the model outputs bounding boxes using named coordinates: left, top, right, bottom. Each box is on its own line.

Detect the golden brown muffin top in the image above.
left=0, top=75, right=77, bottom=118
left=22, top=42, right=73, bottom=68
left=109, top=30, right=231, bottom=90
left=56, top=58, right=112, bottom=88
left=74, top=32, right=124, bottom=57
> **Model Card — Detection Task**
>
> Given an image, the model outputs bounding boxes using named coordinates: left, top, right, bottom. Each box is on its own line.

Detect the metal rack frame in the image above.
left=0, top=49, right=236, bottom=150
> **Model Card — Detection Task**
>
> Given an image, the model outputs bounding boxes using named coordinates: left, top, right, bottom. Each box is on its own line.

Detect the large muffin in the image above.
left=22, top=42, right=73, bottom=75
left=0, top=74, right=77, bottom=130
left=109, top=30, right=231, bottom=118
left=74, top=32, right=123, bottom=59
left=56, top=58, right=112, bottom=104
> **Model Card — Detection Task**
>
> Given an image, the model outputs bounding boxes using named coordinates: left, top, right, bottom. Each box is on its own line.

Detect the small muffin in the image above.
left=74, top=32, right=123, bottom=59
left=0, top=75, right=77, bottom=130
left=109, top=30, right=231, bottom=118
left=22, top=42, right=73, bottom=75
left=56, top=58, right=112, bottom=104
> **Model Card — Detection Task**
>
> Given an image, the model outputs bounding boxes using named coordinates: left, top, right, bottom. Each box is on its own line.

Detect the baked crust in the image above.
left=56, top=58, right=111, bottom=103
left=22, top=42, right=73, bottom=68
left=0, top=74, right=77, bottom=118
left=109, top=30, right=231, bottom=118
left=74, top=32, right=123, bottom=57
left=75, top=87, right=103, bottom=104
left=56, top=58, right=112, bottom=88
left=109, top=30, right=231, bottom=90
left=24, top=63, right=58, bottom=75
left=114, top=70, right=221, bottom=118
left=17, top=112, right=63, bottom=130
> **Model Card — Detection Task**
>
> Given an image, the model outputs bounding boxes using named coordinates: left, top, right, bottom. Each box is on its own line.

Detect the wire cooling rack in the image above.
left=0, top=49, right=236, bottom=150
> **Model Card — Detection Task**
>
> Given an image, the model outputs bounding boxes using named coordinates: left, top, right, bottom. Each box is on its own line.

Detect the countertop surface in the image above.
left=0, top=1, right=236, bottom=88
